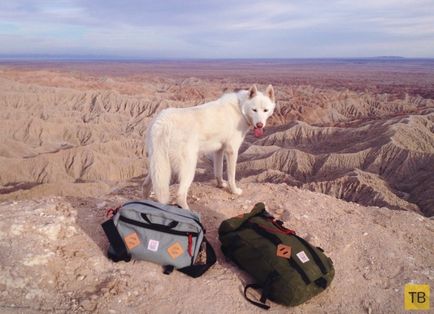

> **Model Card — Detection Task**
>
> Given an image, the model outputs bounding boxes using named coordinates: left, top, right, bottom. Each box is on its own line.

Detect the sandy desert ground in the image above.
left=0, top=59, right=433, bottom=313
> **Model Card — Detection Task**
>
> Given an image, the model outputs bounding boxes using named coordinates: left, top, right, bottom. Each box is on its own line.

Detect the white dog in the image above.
left=142, top=84, right=276, bottom=209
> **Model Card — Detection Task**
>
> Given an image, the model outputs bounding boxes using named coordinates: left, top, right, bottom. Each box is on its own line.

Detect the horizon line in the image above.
left=1, top=55, right=434, bottom=62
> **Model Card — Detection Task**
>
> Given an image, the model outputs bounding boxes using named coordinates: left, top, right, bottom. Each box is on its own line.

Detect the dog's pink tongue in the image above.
left=254, top=127, right=264, bottom=138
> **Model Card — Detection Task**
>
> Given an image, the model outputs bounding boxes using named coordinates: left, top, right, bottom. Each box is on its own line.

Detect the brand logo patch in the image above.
left=147, top=239, right=159, bottom=252
left=124, top=232, right=140, bottom=250
left=296, top=251, right=310, bottom=263
left=167, top=242, right=184, bottom=259
left=276, top=244, right=292, bottom=259
left=404, top=284, right=430, bottom=310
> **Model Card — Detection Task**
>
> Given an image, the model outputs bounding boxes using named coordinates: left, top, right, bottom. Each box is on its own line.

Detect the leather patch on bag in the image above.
left=124, top=232, right=140, bottom=250
left=167, top=242, right=184, bottom=259
left=276, top=244, right=291, bottom=259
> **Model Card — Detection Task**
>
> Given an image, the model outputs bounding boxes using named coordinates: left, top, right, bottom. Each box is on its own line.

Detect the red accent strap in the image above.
left=257, top=223, right=296, bottom=235
left=105, top=206, right=121, bottom=219
left=265, top=217, right=296, bottom=234
left=188, top=234, right=193, bottom=256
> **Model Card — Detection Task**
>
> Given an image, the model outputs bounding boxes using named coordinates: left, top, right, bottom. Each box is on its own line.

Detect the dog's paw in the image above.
left=231, top=187, right=243, bottom=195
left=217, top=180, right=228, bottom=188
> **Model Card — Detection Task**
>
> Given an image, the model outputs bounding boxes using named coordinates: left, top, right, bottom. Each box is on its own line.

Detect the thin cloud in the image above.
left=0, top=0, right=433, bottom=58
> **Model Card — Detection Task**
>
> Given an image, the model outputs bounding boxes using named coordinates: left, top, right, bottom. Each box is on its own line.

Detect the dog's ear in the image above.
left=249, top=85, right=257, bottom=99
left=266, top=84, right=275, bottom=102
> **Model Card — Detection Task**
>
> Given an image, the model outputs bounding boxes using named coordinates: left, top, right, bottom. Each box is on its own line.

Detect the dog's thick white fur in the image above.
left=143, top=84, right=276, bottom=209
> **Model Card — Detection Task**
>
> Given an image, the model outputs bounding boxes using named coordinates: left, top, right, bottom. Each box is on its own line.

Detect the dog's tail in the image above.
left=148, top=120, right=171, bottom=204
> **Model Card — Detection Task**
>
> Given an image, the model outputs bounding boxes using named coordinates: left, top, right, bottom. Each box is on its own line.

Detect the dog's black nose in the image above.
left=256, top=122, right=264, bottom=128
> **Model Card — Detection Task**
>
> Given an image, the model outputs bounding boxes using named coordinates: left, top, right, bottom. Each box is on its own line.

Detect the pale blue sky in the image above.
left=0, top=0, right=433, bottom=58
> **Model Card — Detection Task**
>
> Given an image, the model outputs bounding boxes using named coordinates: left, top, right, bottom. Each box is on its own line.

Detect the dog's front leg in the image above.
left=226, top=147, right=242, bottom=195
left=214, top=149, right=228, bottom=188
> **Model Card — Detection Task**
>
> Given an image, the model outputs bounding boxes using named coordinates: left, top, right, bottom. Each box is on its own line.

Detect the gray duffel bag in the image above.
left=101, top=200, right=216, bottom=278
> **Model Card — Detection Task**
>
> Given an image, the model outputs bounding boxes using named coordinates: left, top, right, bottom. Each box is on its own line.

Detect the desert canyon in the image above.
left=0, top=59, right=433, bottom=313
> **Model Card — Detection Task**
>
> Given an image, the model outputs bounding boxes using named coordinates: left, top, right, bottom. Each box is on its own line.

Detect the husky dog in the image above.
left=143, top=84, right=276, bottom=209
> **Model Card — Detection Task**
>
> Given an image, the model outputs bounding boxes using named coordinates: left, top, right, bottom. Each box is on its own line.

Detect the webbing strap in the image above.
left=246, top=222, right=311, bottom=285
left=294, top=235, right=328, bottom=275
left=177, top=238, right=217, bottom=278
left=244, top=283, right=270, bottom=310
left=101, top=219, right=131, bottom=262
left=163, top=265, right=175, bottom=275
left=243, top=270, right=279, bottom=310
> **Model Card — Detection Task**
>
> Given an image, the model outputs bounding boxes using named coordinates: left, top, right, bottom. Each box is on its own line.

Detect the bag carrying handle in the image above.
left=141, top=213, right=179, bottom=229
left=244, top=284, right=270, bottom=310
left=243, top=271, right=279, bottom=310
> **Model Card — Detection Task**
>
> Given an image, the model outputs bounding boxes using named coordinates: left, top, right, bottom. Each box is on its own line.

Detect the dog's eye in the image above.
left=252, top=109, right=257, bottom=112
left=264, top=109, right=269, bottom=112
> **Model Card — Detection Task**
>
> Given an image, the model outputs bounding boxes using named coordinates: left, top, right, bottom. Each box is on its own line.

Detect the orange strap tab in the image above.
left=276, top=244, right=292, bottom=259
left=124, top=232, right=141, bottom=250
left=167, top=242, right=184, bottom=259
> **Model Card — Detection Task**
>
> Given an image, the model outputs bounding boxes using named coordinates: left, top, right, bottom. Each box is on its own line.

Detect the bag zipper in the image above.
left=119, top=215, right=199, bottom=237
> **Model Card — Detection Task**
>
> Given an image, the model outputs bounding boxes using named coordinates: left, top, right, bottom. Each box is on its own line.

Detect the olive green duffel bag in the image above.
left=218, top=203, right=334, bottom=309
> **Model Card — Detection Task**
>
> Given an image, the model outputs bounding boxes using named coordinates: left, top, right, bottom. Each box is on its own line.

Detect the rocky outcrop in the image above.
left=239, top=114, right=434, bottom=216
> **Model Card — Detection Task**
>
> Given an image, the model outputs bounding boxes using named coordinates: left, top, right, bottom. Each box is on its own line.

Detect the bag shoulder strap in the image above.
left=243, top=271, right=279, bottom=310
left=101, top=219, right=131, bottom=262
left=176, top=237, right=217, bottom=278
left=244, top=284, right=270, bottom=310
left=294, top=234, right=328, bottom=275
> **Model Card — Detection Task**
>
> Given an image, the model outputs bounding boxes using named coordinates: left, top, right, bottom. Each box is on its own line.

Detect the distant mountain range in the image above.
left=0, top=54, right=421, bottom=62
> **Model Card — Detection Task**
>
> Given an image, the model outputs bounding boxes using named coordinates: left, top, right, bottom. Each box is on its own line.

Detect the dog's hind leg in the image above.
left=147, top=121, right=172, bottom=204
left=149, top=146, right=171, bottom=205
left=176, top=150, right=198, bottom=209
left=213, top=149, right=227, bottom=188
left=142, top=174, right=152, bottom=198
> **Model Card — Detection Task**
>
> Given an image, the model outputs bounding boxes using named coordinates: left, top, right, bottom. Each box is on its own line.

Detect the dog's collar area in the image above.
left=241, top=109, right=253, bottom=127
